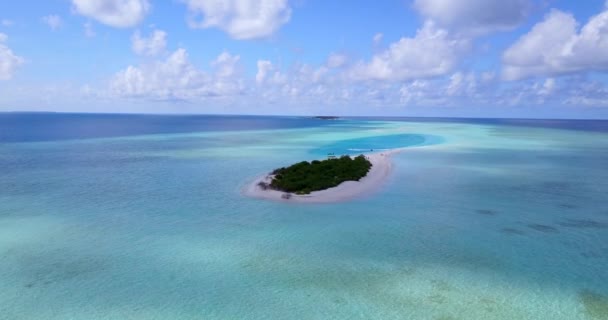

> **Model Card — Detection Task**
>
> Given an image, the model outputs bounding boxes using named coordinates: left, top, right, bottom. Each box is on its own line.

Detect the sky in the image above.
left=1, top=0, right=608, bottom=118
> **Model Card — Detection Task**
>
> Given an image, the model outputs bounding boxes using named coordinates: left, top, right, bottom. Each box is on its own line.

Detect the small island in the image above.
left=313, top=116, right=340, bottom=120
left=259, top=155, right=372, bottom=195
left=244, top=151, right=394, bottom=203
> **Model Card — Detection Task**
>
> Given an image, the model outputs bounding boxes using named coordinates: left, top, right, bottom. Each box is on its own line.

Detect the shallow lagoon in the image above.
left=310, top=133, right=443, bottom=155
left=1, top=115, right=607, bottom=319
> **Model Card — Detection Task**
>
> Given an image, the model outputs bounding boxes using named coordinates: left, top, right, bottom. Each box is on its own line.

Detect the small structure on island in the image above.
left=327, top=153, right=337, bottom=159
left=257, top=181, right=270, bottom=190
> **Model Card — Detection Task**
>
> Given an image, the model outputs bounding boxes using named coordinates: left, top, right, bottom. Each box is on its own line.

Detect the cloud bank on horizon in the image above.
left=1, top=0, right=608, bottom=117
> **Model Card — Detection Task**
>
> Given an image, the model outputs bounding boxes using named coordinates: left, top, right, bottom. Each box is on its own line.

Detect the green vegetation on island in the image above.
left=262, top=155, right=372, bottom=195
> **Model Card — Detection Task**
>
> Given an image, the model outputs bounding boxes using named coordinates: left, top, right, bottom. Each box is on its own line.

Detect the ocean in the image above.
left=1, top=113, right=607, bottom=319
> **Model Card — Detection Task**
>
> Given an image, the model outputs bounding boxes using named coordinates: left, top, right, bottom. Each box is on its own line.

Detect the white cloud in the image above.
left=326, top=53, right=348, bottom=68
left=132, top=29, right=167, bottom=56
left=446, top=72, right=477, bottom=96
left=110, top=49, right=244, bottom=100
left=0, top=33, right=25, bottom=80
left=72, top=0, right=150, bottom=28
left=181, top=0, right=291, bottom=39
left=399, top=80, right=445, bottom=105
left=537, top=78, right=555, bottom=96
left=254, top=60, right=343, bottom=104
left=211, top=51, right=241, bottom=78
left=106, top=49, right=608, bottom=111
left=256, top=60, right=272, bottom=84
left=111, top=49, right=202, bottom=98
left=503, top=8, right=608, bottom=80
left=563, top=78, right=608, bottom=107
left=293, top=64, right=328, bottom=84
left=256, top=60, right=286, bottom=85
left=414, top=0, right=530, bottom=34
left=42, top=15, right=63, bottom=30
left=1, top=19, right=13, bottom=27
left=349, top=21, right=469, bottom=81
left=498, top=76, right=608, bottom=107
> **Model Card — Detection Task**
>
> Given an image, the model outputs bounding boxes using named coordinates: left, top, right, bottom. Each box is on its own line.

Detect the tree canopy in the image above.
left=269, top=155, right=371, bottom=194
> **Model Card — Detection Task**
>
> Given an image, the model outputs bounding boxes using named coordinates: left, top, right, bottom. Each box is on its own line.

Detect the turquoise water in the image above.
left=1, top=116, right=608, bottom=319
left=310, top=133, right=443, bottom=155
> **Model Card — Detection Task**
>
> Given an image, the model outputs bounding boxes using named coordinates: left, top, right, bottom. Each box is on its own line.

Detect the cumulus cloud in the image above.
left=71, top=0, right=150, bottom=28
left=563, top=78, right=608, bottom=107
left=212, top=51, right=241, bottom=77
left=338, top=0, right=528, bottom=88
left=42, top=15, right=63, bottom=30
left=256, top=60, right=326, bottom=90
left=349, top=21, right=469, bottom=81
left=414, top=0, right=530, bottom=34
left=503, top=8, right=608, bottom=80
left=110, top=49, right=244, bottom=100
left=0, top=33, right=24, bottom=80
left=254, top=59, right=353, bottom=105
left=100, top=0, right=608, bottom=112
left=132, top=29, right=167, bottom=56
left=108, top=49, right=608, bottom=111
left=181, top=0, right=291, bottom=39
left=255, top=60, right=272, bottom=84
left=446, top=72, right=477, bottom=96
left=496, top=76, right=608, bottom=107
left=399, top=80, right=446, bottom=106
left=256, top=60, right=287, bottom=85
left=397, top=71, right=500, bottom=106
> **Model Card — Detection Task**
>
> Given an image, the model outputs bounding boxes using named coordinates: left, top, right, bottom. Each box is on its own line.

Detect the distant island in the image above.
left=313, top=116, right=340, bottom=120
left=258, top=155, right=371, bottom=195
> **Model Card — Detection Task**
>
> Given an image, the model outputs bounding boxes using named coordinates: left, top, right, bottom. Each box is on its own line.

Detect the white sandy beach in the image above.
left=243, top=151, right=398, bottom=203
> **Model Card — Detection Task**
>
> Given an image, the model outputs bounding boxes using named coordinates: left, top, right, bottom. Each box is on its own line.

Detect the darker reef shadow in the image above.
left=527, top=224, right=559, bottom=233
left=580, top=289, right=608, bottom=320
left=500, top=228, right=526, bottom=236
left=558, top=219, right=608, bottom=230
left=558, top=203, right=578, bottom=210
left=476, top=209, right=497, bottom=216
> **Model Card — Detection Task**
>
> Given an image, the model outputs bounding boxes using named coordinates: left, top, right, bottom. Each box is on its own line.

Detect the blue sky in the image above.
left=1, top=0, right=608, bottom=118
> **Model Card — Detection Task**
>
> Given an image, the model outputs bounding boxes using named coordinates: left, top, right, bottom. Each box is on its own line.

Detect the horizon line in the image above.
left=1, top=110, right=608, bottom=121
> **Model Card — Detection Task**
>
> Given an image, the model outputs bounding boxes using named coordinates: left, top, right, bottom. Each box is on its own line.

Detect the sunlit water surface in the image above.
left=1, top=114, right=607, bottom=319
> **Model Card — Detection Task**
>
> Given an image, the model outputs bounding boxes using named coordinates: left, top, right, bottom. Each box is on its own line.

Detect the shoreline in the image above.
left=242, top=150, right=398, bottom=203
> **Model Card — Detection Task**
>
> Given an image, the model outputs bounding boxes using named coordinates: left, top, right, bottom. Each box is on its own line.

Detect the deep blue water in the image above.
left=0, top=113, right=332, bottom=143
left=2, top=113, right=607, bottom=144
left=365, top=116, right=608, bottom=133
